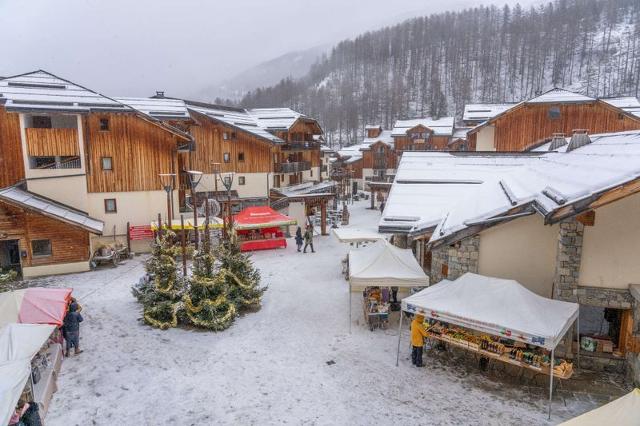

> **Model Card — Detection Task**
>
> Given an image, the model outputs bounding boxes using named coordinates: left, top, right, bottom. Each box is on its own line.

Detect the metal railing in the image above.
left=274, top=161, right=311, bottom=173
left=281, top=142, right=318, bottom=151
left=33, top=156, right=82, bottom=169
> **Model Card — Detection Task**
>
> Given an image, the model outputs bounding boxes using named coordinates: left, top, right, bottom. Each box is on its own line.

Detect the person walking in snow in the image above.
left=411, top=314, right=428, bottom=367
left=62, top=301, right=84, bottom=357
left=295, top=226, right=304, bottom=252
left=303, top=225, right=315, bottom=253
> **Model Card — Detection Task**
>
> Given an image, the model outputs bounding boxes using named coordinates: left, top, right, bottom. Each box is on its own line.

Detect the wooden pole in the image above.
left=165, top=188, right=172, bottom=225
left=126, top=221, right=131, bottom=255
left=180, top=215, right=187, bottom=276
left=321, top=199, right=327, bottom=236
left=205, top=199, right=210, bottom=247
left=157, top=213, right=163, bottom=239
left=396, top=310, right=403, bottom=367
left=192, top=186, right=199, bottom=250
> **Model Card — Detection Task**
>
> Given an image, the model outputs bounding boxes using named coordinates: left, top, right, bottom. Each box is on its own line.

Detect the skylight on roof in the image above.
left=7, top=81, right=67, bottom=89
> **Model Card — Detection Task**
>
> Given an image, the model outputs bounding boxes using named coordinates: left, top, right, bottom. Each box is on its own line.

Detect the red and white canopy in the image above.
left=233, top=206, right=297, bottom=230
left=0, top=288, right=73, bottom=327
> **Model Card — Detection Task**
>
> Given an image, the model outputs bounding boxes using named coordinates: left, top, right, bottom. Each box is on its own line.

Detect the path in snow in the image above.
left=38, top=200, right=627, bottom=425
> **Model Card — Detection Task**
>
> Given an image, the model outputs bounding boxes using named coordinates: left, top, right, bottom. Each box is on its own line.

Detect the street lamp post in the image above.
left=158, top=173, right=176, bottom=226
left=186, top=170, right=203, bottom=250
left=216, top=171, right=234, bottom=241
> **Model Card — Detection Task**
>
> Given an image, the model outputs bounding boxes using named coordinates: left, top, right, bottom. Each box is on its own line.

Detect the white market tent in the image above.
left=0, top=323, right=55, bottom=426
left=397, top=273, right=579, bottom=419
left=332, top=228, right=387, bottom=245
left=560, top=388, right=640, bottom=425
left=348, top=239, right=429, bottom=331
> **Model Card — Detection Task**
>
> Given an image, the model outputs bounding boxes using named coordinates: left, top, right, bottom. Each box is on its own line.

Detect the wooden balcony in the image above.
left=26, top=128, right=79, bottom=157
left=274, top=161, right=311, bottom=173
left=280, top=142, right=319, bottom=151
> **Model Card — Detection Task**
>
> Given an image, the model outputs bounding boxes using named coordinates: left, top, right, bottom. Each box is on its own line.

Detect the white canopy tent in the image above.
left=397, top=273, right=579, bottom=419
left=332, top=228, right=387, bottom=245
left=0, top=323, right=55, bottom=426
left=348, top=239, right=428, bottom=331
left=560, top=388, right=640, bottom=425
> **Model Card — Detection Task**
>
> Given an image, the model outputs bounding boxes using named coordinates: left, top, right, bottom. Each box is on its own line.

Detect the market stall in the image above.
left=560, top=388, right=640, bottom=425
left=332, top=228, right=387, bottom=247
left=348, top=239, right=428, bottom=331
left=233, top=206, right=297, bottom=252
left=0, top=323, right=59, bottom=426
left=0, top=288, right=73, bottom=327
left=398, top=273, right=579, bottom=418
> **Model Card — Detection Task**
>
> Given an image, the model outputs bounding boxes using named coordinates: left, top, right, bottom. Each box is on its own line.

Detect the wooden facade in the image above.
left=468, top=101, right=640, bottom=152
left=0, top=201, right=90, bottom=269
left=188, top=115, right=274, bottom=174
left=85, top=113, right=181, bottom=193
left=0, top=109, right=25, bottom=188
left=26, top=128, right=79, bottom=157
left=394, top=125, right=452, bottom=152
left=362, top=141, right=397, bottom=170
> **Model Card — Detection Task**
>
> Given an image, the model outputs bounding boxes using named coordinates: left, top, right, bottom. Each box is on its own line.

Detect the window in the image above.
left=32, top=116, right=52, bottom=129
left=223, top=152, right=230, bottom=163
left=104, top=198, right=117, bottom=213
left=101, top=157, right=113, bottom=170
left=548, top=106, right=561, bottom=119
left=238, top=152, right=245, bottom=162
left=238, top=176, right=246, bottom=185
left=31, top=239, right=52, bottom=257
left=223, top=132, right=229, bottom=140
left=99, top=118, right=109, bottom=131
left=310, top=168, right=313, bottom=177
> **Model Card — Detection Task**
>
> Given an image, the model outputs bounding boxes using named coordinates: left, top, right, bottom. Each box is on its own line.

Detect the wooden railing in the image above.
left=26, top=128, right=79, bottom=157
left=274, top=161, right=311, bottom=173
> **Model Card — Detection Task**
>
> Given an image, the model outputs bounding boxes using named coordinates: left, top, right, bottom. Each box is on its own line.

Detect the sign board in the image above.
left=129, top=225, right=153, bottom=241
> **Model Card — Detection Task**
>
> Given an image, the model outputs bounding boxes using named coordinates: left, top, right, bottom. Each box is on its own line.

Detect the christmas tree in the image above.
left=132, top=231, right=184, bottom=329
left=182, top=230, right=237, bottom=330
left=214, top=238, right=265, bottom=311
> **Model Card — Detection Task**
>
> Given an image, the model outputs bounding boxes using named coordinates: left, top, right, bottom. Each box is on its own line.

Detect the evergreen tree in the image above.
left=215, top=239, right=265, bottom=310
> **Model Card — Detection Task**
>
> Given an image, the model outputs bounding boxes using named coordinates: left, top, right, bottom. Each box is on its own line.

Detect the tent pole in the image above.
left=576, top=315, right=580, bottom=368
left=349, top=284, right=352, bottom=334
left=548, top=349, right=554, bottom=420
left=396, top=310, right=403, bottom=367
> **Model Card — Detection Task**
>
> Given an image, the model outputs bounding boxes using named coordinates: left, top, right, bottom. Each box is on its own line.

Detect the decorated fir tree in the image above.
left=132, top=231, right=184, bottom=329
left=214, top=239, right=265, bottom=311
left=182, top=231, right=237, bottom=330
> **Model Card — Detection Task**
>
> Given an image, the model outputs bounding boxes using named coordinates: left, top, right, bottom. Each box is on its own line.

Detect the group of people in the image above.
left=294, top=225, right=316, bottom=253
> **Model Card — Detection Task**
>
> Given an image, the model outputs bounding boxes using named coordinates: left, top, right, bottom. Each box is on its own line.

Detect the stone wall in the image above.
left=553, top=219, right=584, bottom=302
left=429, top=236, right=480, bottom=284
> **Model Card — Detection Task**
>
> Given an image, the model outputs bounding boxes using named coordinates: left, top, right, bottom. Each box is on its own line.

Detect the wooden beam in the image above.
left=576, top=210, right=595, bottom=226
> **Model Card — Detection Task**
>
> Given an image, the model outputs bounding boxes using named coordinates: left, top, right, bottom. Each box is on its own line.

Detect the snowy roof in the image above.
left=365, top=124, right=382, bottom=130
left=338, top=143, right=369, bottom=158
left=247, top=107, right=320, bottom=131
left=452, top=127, right=471, bottom=140
left=0, top=186, right=104, bottom=234
left=391, top=117, right=454, bottom=137
left=273, top=181, right=335, bottom=198
left=362, top=129, right=394, bottom=147
left=380, top=130, right=640, bottom=245
left=525, top=88, right=594, bottom=104
left=463, top=104, right=514, bottom=122
left=0, top=70, right=131, bottom=113
left=601, top=96, right=640, bottom=118
left=187, top=102, right=284, bottom=144
left=115, top=97, right=191, bottom=121
left=0, top=70, right=191, bottom=141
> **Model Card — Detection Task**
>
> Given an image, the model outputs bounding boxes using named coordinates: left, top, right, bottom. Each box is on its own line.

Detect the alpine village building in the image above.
left=0, top=70, right=326, bottom=277
left=380, top=88, right=640, bottom=384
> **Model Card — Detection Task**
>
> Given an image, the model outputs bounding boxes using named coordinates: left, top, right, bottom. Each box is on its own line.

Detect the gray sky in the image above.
left=0, top=0, right=540, bottom=98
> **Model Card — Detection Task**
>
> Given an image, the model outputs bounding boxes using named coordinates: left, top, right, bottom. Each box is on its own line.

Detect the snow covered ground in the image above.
left=36, top=200, right=627, bottom=425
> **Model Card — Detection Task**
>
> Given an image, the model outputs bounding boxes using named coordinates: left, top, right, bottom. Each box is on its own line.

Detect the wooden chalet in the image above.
left=0, top=70, right=192, bottom=275
left=391, top=117, right=455, bottom=152
left=467, top=88, right=640, bottom=152
left=360, top=125, right=396, bottom=184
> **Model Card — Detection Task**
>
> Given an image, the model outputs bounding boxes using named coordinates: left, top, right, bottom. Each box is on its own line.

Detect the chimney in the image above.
left=566, top=129, right=591, bottom=152
left=548, top=133, right=567, bottom=151
left=155, top=91, right=165, bottom=98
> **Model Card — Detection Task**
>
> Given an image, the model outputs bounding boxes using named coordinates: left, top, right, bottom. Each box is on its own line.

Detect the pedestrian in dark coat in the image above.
left=303, top=226, right=315, bottom=253
left=295, top=226, right=303, bottom=252
left=62, top=302, right=83, bottom=357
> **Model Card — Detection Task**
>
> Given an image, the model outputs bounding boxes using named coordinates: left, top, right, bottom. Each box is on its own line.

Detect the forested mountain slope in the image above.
left=240, top=0, right=640, bottom=146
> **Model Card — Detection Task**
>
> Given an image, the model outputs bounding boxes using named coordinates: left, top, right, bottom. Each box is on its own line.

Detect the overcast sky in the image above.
left=0, top=0, right=540, bottom=98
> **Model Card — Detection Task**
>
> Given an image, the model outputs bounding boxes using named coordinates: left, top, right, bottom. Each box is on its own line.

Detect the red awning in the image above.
left=18, top=288, right=73, bottom=326
left=233, top=206, right=297, bottom=230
